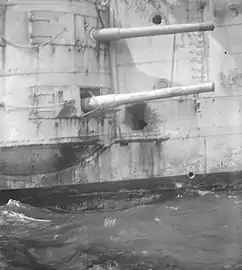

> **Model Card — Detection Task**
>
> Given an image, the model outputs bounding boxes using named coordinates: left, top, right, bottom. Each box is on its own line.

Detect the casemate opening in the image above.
left=80, top=87, right=101, bottom=113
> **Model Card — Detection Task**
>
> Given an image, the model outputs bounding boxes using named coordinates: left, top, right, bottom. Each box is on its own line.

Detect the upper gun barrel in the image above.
left=82, top=82, right=215, bottom=112
left=90, top=22, right=215, bottom=42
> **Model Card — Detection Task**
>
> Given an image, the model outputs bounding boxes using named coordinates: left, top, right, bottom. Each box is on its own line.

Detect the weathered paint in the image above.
left=1, top=0, right=242, bottom=190
left=0, top=0, right=114, bottom=176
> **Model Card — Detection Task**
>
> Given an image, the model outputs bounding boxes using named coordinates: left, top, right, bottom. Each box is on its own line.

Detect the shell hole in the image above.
left=152, top=14, right=162, bottom=25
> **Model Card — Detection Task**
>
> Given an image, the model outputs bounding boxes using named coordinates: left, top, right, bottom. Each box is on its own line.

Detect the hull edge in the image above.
left=1, top=170, right=241, bottom=212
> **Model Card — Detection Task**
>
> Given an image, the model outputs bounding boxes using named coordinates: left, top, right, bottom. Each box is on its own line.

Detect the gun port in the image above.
left=80, top=87, right=101, bottom=113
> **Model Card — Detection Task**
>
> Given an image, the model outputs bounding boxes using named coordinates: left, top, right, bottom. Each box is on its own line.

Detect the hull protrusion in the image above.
left=90, top=22, right=215, bottom=42
left=81, top=82, right=215, bottom=112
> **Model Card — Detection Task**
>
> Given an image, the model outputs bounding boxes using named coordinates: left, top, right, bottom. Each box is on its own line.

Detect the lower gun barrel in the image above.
left=91, top=22, right=215, bottom=42
left=82, top=82, right=215, bottom=112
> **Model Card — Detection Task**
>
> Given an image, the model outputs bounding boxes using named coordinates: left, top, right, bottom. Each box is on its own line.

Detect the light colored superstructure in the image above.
left=0, top=0, right=240, bottom=191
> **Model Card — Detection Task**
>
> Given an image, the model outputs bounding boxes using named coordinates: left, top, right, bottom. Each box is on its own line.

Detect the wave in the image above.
left=0, top=194, right=241, bottom=269
left=1, top=210, right=50, bottom=223
left=0, top=199, right=51, bottom=224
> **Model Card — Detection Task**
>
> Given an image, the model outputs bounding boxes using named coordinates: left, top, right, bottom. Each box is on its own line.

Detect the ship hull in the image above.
left=2, top=169, right=242, bottom=192
left=0, top=169, right=241, bottom=212
left=1, top=0, right=242, bottom=195
left=1, top=135, right=242, bottom=191
left=0, top=143, right=88, bottom=176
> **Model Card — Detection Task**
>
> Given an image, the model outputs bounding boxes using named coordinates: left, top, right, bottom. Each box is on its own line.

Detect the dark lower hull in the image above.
left=1, top=170, right=242, bottom=212
left=0, top=143, right=100, bottom=176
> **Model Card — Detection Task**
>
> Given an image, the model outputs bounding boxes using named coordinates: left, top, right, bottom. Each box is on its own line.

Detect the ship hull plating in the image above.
left=1, top=169, right=242, bottom=212
left=1, top=0, right=242, bottom=191
left=1, top=137, right=242, bottom=191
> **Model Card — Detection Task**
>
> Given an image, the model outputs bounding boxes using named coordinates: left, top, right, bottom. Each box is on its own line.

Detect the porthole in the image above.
left=213, top=1, right=241, bottom=20
left=227, top=4, right=240, bottom=18
left=187, top=172, right=196, bottom=180
left=153, top=78, right=170, bottom=90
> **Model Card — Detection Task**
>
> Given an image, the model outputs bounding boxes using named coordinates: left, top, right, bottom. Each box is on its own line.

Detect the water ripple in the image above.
left=0, top=192, right=241, bottom=269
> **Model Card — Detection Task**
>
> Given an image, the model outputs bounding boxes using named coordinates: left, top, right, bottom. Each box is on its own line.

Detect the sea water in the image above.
left=0, top=188, right=242, bottom=269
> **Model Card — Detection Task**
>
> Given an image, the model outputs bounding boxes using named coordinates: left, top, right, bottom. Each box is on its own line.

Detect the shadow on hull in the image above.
left=0, top=143, right=99, bottom=176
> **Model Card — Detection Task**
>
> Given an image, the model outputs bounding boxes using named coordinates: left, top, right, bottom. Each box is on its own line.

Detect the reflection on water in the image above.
left=0, top=190, right=242, bottom=269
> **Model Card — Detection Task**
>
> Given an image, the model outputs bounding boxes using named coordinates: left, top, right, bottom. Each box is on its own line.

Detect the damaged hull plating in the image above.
left=0, top=0, right=242, bottom=192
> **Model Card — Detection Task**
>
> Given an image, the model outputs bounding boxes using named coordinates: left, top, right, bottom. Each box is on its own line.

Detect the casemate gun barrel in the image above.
left=82, top=82, right=215, bottom=112
left=90, top=22, right=215, bottom=42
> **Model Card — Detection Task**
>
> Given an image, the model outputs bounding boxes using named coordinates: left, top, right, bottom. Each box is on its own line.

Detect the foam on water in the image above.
left=1, top=210, right=51, bottom=223
left=0, top=191, right=241, bottom=269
